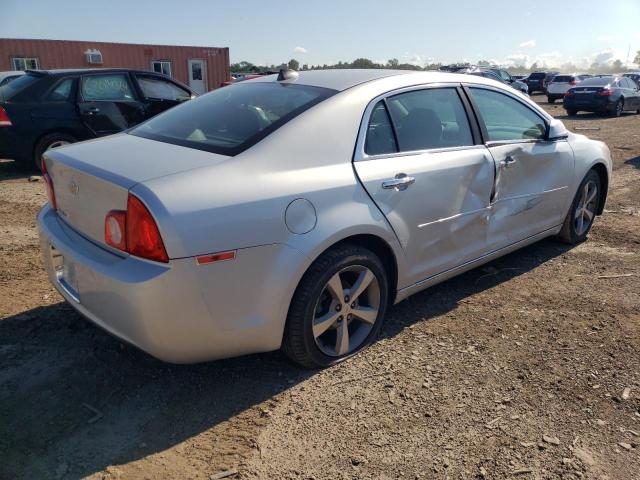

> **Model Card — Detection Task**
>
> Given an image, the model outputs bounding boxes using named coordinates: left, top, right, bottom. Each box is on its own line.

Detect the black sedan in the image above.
left=563, top=75, right=640, bottom=117
left=0, top=68, right=195, bottom=168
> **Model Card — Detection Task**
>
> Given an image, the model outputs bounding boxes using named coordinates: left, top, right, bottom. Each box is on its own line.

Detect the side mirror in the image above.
left=547, top=118, right=569, bottom=141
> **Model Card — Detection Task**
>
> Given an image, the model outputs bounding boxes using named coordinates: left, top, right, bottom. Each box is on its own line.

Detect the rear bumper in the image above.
left=563, top=97, right=613, bottom=112
left=38, top=205, right=308, bottom=363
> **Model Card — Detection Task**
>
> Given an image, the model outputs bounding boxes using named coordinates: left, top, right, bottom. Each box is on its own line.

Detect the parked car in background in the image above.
left=0, top=70, right=25, bottom=87
left=623, top=72, right=640, bottom=87
left=564, top=75, right=640, bottom=117
left=547, top=74, right=591, bottom=103
left=462, top=68, right=528, bottom=94
left=0, top=68, right=195, bottom=169
left=38, top=69, right=611, bottom=367
left=524, top=71, right=558, bottom=94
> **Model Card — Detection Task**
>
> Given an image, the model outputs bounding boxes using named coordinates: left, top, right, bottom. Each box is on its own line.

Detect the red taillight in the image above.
left=569, top=80, right=577, bottom=85
left=597, top=89, right=613, bottom=96
left=103, top=194, right=169, bottom=263
left=564, top=90, right=575, bottom=97
left=0, top=106, right=11, bottom=127
left=126, top=194, right=168, bottom=263
left=105, top=210, right=126, bottom=251
left=41, top=158, right=57, bottom=210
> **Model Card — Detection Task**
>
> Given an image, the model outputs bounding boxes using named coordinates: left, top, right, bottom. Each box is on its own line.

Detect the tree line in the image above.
left=231, top=52, right=640, bottom=75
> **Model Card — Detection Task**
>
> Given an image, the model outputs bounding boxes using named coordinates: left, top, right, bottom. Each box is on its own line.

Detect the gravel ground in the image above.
left=1, top=95, right=639, bottom=480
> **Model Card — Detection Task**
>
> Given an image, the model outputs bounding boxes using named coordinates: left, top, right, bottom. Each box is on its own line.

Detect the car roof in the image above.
left=248, top=69, right=501, bottom=91
left=24, top=68, right=171, bottom=76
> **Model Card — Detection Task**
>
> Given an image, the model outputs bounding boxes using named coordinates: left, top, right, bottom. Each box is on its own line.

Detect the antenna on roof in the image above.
left=277, top=68, right=299, bottom=81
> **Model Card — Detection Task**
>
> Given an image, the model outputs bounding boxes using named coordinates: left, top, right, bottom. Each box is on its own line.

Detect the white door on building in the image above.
left=188, top=59, right=207, bottom=94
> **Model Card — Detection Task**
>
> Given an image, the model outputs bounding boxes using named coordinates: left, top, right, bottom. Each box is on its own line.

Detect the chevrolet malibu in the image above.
left=38, top=69, right=611, bottom=368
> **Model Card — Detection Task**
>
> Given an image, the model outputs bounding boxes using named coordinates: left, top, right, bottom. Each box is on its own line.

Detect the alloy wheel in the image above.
left=47, top=140, right=70, bottom=150
left=312, top=265, right=381, bottom=357
left=574, top=180, right=598, bottom=236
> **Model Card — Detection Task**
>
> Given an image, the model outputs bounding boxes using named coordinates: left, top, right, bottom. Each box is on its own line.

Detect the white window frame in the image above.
left=12, top=57, right=39, bottom=71
left=151, top=60, right=172, bottom=77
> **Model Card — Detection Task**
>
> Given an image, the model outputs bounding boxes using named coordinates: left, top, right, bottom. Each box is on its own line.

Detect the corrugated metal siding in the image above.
left=0, top=38, right=230, bottom=91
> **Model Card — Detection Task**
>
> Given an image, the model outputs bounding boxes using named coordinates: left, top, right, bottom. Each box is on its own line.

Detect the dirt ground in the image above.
left=1, top=94, right=639, bottom=480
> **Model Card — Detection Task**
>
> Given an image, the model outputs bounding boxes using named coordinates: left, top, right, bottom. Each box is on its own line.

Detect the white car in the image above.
left=38, top=69, right=611, bottom=367
left=547, top=74, right=591, bottom=103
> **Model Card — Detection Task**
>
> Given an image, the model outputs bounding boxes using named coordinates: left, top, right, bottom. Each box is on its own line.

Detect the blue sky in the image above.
left=2, top=0, right=639, bottom=68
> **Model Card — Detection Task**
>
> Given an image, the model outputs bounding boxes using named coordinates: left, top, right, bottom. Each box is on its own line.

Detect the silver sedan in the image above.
left=38, top=69, right=611, bottom=367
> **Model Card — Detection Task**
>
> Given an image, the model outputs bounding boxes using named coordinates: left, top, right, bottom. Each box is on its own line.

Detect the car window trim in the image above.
left=461, top=84, right=551, bottom=145
left=354, top=83, right=482, bottom=162
left=79, top=72, right=139, bottom=103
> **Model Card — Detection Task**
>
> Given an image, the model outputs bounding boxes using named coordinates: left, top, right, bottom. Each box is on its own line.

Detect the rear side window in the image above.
left=81, top=74, right=135, bottom=101
left=365, top=102, right=397, bottom=155
left=385, top=88, right=473, bottom=152
left=131, top=82, right=336, bottom=156
left=136, top=76, right=191, bottom=101
left=46, top=78, right=75, bottom=101
left=470, top=88, right=546, bottom=142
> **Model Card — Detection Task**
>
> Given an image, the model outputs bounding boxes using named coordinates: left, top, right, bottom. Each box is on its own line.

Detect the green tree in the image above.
left=352, top=58, right=377, bottom=69
left=387, top=58, right=399, bottom=68
left=287, top=59, right=300, bottom=70
left=301, top=64, right=309, bottom=70
left=635, top=50, right=640, bottom=65
left=478, top=59, right=490, bottom=67
left=612, top=59, right=623, bottom=72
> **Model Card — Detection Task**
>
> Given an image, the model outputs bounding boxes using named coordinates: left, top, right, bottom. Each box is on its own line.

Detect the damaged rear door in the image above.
left=466, top=87, right=574, bottom=248
left=354, top=85, right=494, bottom=286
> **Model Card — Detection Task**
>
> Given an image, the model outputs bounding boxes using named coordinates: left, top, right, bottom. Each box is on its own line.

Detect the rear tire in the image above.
left=282, top=244, right=389, bottom=368
left=611, top=99, right=623, bottom=117
left=34, top=133, right=76, bottom=171
left=557, top=169, right=602, bottom=244
left=548, top=97, right=555, bottom=103
left=566, top=109, right=578, bottom=116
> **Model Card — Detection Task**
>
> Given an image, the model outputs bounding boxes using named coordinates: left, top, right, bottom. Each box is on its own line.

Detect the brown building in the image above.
left=0, top=38, right=230, bottom=94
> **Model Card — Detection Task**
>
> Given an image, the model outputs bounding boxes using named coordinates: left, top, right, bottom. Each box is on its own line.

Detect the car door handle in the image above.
left=85, top=107, right=100, bottom=115
left=501, top=156, right=517, bottom=168
left=382, top=174, right=415, bottom=190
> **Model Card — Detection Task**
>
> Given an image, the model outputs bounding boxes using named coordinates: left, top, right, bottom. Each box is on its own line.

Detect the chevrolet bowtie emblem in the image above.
left=68, top=180, right=79, bottom=196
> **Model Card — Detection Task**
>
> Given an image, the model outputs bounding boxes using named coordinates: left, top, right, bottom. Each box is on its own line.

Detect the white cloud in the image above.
left=596, top=35, right=617, bottom=42
left=293, top=46, right=307, bottom=54
left=519, top=40, right=536, bottom=48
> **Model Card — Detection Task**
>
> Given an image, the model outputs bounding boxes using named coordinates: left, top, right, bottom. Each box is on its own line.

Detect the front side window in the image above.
left=151, top=61, right=172, bottom=77
left=385, top=88, right=474, bottom=152
left=12, top=57, right=39, bottom=70
left=81, top=74, right=135, bottom=101
left=136, top=76, right=191, bottom=101
left=365, top=101, right=397, bottom=156
left=469, top=88, right=546, bottom=142
left=46, top=78, right=75, bottom=101
left=131, top=82, right=336, bottom=156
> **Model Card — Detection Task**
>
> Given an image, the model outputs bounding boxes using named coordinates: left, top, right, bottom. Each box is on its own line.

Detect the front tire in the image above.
left=282, top=244, right=389, bottom=368
left=557, top=170, right=602, bottom=244
left=34, top=133, right=76, bottom=171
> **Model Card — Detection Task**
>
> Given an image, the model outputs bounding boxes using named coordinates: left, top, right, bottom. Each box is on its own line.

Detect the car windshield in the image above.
left=579, top=77, right=614, bottom=86
left=529, top=73, right=545, bottom=79
left=0, top=73, right=39, bottom=99
left=131, top=81, right=336, bottom=156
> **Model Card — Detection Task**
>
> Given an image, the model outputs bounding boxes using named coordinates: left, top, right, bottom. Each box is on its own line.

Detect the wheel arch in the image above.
left=590, top=162, right=608, bottom=214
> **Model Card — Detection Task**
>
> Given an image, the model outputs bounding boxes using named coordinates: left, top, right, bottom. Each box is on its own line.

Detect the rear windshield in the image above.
left=552, top=75, right=573, bottom=82
left=131, top=81, right=336, bottom=156
left=0, top=74, right=40, bottom=100
left=579, top=77, right=613, bottom=86
left=529, top=73, right=545, bottom=79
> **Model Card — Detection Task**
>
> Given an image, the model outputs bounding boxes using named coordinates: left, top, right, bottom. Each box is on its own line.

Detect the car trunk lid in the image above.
left=44, top=133, right=229, bottom=250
